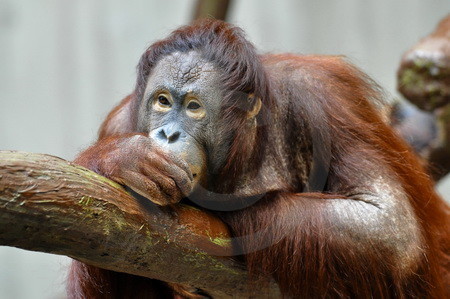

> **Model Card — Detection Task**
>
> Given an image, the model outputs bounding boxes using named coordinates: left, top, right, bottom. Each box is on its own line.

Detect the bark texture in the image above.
left=0, top=150, right=280, bottom=298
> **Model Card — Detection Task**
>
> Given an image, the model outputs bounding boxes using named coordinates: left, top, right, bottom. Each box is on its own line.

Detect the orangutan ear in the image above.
left=247, top=94, right=262, bottom=119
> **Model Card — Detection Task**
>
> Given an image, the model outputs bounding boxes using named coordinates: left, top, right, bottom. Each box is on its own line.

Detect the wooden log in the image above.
left=0, top=151, right=280, bottom=298
left=395, top=15, right=450, bottom=180
left=397, top=15, right=450, bottom=111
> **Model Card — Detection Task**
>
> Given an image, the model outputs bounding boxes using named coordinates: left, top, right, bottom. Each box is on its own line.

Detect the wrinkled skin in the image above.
left=79, top=134, right=194, bottom=205
left=76, top=52, right=229, bottom=207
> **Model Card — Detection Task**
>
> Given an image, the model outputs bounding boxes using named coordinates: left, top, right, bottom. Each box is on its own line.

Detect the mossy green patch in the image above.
left=209, top=236, right=231, bottom=248
left=400, top=69, right=425, bottom=89
left=79, top=196, right=94, bottom=206
left=413, top=58, right=435, bottom=71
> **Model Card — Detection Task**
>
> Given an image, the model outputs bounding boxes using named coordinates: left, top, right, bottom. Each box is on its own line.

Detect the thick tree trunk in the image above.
left=396, top=14, right=450, bottom=180
left=0, top=151, right=280, bottom=298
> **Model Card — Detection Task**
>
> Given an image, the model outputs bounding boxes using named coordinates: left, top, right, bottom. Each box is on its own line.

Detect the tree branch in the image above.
left=397, top=15, right=450, bottom=112
left=395, top=14, right=450, bottom=180
left=0, top=151, right=280, bottom=298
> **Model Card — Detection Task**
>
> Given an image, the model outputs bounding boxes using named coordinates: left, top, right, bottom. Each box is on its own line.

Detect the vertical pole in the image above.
left=192, top=0, right=231, bottom=22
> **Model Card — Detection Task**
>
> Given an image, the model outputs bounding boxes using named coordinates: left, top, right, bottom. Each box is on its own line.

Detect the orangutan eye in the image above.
left=153, top=93, right=173, bottom=112
left=185, top=99, right=206, bottom=119
left=187, top=101, right=201, bottom=110
left=158, top=95, right=171, bottom=107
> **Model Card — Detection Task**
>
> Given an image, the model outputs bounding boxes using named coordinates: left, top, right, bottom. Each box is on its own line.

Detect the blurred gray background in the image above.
left=0, top=0, right=449, bottom=298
